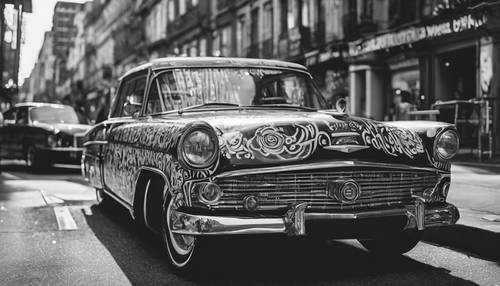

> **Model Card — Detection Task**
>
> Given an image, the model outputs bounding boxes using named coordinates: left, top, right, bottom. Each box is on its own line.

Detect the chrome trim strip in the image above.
left=43, top=147, right=84, bottom=152
left=83, top=140, right=108, bottom=147
left=169, top=203, right=459, bottom=236
left=323, top=145, right=370, bottom=153
left=170, top=211, right=286, bottom=236
left=214, top=161, right=443, bottom=179
left=102, top=188, right=133, bottom=212
left=304, top=209, right=407, bottom=220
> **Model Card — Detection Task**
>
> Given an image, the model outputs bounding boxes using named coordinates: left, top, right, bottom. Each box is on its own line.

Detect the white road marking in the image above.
left=40, top=190, right=64, bottom=205
left=53, top=206, right=78, bottom=231
left=1, top=172, right=20, bottom=180
left=82, top=206, right=93, bottom=216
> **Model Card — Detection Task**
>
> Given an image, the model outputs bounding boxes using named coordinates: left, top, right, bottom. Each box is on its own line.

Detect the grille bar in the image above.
left=206, top=169, right=438, bottom=211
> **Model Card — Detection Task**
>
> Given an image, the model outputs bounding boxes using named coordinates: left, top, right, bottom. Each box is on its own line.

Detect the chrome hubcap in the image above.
left=166, top=197, right=194, bottom=255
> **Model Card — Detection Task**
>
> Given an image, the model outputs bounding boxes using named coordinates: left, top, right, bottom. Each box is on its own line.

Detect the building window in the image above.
left=236, top=15, right=248, bottom=57
left=250, top=8, right=259, bottom=46
left=199, top=38, right=207, bottom=56
left=288, top=0, right=300, bottom=29
left=358, top=0, right=373, bottom=22
left=189, top=39, right=198, bottom=56
left=280, top=0, right=288, bottom=34
left=220, top=25, right=232, bottom=57
left=179, top=0, right=186, bottom=15
left=168, top=0, right=175, bottom=22
left=263, top=2, right=273, bottom=40
left=263, top=2, right=273, bottom=57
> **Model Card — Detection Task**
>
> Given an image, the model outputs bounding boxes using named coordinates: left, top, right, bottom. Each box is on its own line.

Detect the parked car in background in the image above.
left=0, top=103, right=91, bottom=171
left=82, top=57, right=460, bottom=272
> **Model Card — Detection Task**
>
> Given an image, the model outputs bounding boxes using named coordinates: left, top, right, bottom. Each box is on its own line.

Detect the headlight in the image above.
left=434, top=130, right=459, bottom=161
left=47, top=134, right=57, bottom=148
left=178, top=126, right=218, bottom=169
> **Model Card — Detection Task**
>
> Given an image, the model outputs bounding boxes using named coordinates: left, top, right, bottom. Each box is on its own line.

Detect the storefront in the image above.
left=304, top=43, right=348, bottom=107
left=347, top=9, right=499, bottom=157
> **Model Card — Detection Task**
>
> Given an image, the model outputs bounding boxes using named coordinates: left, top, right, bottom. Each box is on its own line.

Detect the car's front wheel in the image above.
left=161, top=193, right=200, bottom=272
left=358, top=230, right=422, bottom=255
left=26, top=146, right=48, bottom=172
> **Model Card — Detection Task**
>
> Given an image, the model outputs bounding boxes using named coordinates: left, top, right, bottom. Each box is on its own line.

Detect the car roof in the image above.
left=120, top=57, right=309, bottom=80
left=14, top=102, right=70, bottom=109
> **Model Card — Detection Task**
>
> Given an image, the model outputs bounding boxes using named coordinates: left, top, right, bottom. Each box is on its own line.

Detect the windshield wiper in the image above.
left=250, top=104, right=317, bottom=111
left=179, top=103, right=241, bottom=113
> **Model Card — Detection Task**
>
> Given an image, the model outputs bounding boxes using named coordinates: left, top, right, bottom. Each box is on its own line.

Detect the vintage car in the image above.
left=81, top=57, right=459, bottom=271
left=0, top=102, right=90, bottom=170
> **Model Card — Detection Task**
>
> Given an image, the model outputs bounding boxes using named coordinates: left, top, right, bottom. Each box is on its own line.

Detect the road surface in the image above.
left=0, top=161, right=499, bottom=286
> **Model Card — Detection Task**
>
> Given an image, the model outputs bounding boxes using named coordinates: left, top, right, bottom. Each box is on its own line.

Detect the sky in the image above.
left=18, top=0, right=89, bottom=85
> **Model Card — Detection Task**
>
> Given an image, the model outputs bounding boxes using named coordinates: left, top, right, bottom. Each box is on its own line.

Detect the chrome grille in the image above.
left=210, top=169, right=439, bottom=211
left=73, top=134, right=85, bottom=147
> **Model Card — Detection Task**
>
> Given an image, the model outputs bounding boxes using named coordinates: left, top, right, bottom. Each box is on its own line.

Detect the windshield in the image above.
left=148, top=68, right=328, bottom=112
left=30, top=106, right=80, bottom=124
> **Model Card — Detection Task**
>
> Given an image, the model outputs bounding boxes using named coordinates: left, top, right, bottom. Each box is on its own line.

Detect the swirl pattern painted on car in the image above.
left=353, top=120, right=425, bottom=159
left=220, top=123, right=331, bottom=161
left=101, top=122, right=217, bottom=206
left=219, top=119, right=425, bottom=161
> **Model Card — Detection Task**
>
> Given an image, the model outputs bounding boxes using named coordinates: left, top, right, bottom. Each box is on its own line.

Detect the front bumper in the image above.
left=41, top=147, right=83, bottom=164
left=170, top=202, right=459, bottom=236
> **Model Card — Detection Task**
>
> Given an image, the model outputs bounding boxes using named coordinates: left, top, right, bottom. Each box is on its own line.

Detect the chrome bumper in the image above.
left=170, top=202, right=459, bottom=236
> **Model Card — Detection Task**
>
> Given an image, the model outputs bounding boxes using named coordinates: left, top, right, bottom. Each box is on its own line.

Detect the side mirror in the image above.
left=335, top=98, right=347, bottom=113
left=123, top=100, right=142, bottom=117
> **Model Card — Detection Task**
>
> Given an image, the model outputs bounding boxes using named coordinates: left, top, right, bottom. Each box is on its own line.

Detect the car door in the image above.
left=0, top=108, right=17, bottom=158
left=102, top=72, right=148, bottom=206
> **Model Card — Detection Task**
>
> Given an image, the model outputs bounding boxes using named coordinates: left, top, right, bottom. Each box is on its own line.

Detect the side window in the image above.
left=16, top=107, right=28, bottom=125
left=121, top=75, right=147, bottom=117
left=111, top=73, right=147, bottom=118
left=146, top=79, right=164, bottom=114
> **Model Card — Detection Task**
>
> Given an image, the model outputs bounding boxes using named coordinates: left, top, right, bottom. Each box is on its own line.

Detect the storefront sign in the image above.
left=305, top=50, right=319, bottom=66
left=349, top=13, right=487, bottom=57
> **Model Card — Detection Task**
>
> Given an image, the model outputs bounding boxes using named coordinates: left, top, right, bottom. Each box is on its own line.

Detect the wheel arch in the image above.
left=133, top=167, right=171, bottom=232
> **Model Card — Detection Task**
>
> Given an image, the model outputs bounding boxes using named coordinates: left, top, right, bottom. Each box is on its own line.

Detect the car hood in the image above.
left=34, top=122, right=91, bottom=136
left=181, top=109, right=433, bottom=170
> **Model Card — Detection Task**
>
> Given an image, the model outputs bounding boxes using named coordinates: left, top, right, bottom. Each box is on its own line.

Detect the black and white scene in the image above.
left=0, top=0, right=499, bottom=285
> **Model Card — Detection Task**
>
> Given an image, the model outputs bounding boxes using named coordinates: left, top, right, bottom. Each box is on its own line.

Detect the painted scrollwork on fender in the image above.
left=353, top=120, right=425, bottom=159
left=102, top=123, right=217, bottom=206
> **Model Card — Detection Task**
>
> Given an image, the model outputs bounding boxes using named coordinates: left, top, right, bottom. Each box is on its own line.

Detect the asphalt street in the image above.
left=0, top=160, right=499, bottom=286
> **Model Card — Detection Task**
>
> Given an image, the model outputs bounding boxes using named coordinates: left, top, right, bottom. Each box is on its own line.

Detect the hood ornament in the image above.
left=323, top=145, right=369, bottom=153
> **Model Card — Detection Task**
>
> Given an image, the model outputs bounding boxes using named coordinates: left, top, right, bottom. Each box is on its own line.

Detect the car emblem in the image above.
left=323, top=145, right=369, bottom=153
left=326, top=179, right=361, bottom=203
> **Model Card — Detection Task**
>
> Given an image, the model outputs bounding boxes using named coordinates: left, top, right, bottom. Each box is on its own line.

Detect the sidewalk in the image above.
left=452, top=152, right=500, bottom=167
left=424, top=163, right=500, bottom=261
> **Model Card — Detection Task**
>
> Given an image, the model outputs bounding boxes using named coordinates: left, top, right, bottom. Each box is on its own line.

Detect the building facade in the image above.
left=25, top=0, right=499, bottom=156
